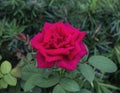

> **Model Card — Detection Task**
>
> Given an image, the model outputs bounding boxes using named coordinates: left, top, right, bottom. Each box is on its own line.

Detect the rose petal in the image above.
left=46, top=47, right=74, bottom=55
left=30, top=33, right=43, bottom=49
left=57, top=56, right=80, bottom=70
left=36, top=52, right=55, bottom=68
left=69, top=43, right=81, bottom=60
left=65, top=22, right=87, bottom=42
left=77, top=32, right=87, bottom=42
left=45, top=55, right=63, bottom=62
left=65, top=22, right=80, bottom=33
left=43, top=21, right=64, bottom=43
left=42, top=22, right=53, bottom=31
left=57, top=42, right=88, bottom=70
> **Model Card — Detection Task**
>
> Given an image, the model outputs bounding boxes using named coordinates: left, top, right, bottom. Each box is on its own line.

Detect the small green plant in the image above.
left=0, top=19, right=25, bottom=43
left=0, top=61, right=17, bottom=89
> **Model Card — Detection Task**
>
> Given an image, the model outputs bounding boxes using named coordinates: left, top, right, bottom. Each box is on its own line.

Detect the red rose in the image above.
left=31, top=21, right=88, bottom=70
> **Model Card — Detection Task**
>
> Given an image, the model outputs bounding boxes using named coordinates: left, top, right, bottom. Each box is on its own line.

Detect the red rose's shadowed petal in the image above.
left=46, top=47, right=74, bottom=55
left=45, top=55, right=63, bottom=62
left=37, top=50, right=63, bottom=63
left=57, top=42, right=88, bottom=70
left=57, top=56, right=80, bottom=70
left=36, top=52, right=55, bottom=68
left=69, top=43, right=81, bottom=60
left=58, top=41, right=69, bottom=48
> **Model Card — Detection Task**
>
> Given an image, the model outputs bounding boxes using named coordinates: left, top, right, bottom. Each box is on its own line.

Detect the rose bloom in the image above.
left=31, top=21, right=88, bottom=70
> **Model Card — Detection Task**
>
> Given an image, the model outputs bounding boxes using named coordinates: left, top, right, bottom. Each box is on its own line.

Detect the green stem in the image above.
left=98, top=82, right=120, bottom=90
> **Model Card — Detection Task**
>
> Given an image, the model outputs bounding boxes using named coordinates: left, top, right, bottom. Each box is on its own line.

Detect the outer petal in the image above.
left=65, top=22, right=87, bottom=42
left=68, top=43, right=81, bottom=60
left=36, top=52, right=55, bottom=68
left=30, top=33, right=43, bottom=50
left=65, top=22, right=80, bottom=33
left=79, top=42, right=88, bottom=57
left=57, top=42, right=88, bottom=70
left=30, top=33, right=48, bottom=58
left=77, top=32, right=87, bottom=42
left=42, top=22, right=53, bottom=31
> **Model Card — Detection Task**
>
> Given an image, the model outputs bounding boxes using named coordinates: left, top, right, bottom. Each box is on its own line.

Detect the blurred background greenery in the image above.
left=0, top=0, right=120, bottom=93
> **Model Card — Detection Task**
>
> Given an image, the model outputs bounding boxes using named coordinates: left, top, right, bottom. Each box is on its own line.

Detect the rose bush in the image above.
left=31, top=21, right=88, bottom=70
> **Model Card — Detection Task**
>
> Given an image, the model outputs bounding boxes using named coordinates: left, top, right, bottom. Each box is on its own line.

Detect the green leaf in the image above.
left=60, top=78, right=80, bottom=92
left=1, top=60, right=12, bottom=74
left=8, top=81, right=22, bottom=93
left=3, top=74, right=17, bottom=86
left=79, top=63, right=95, bottom=82
left=24, top=74, right=39, bottom=92
left=22, top=64, right=59, bottom=88
left=96, top=85, right=102, bottom=93
left=11, top=67, right=21, bottom=78
left=79, top=89, right=91, bottom=93
left=98, top=83, right=120, bottom=90
left=88, top=56, right=117, bottom=73
left=30, top=87, right=42, bottom=93
left=0, top=72, right=3, bottom=78
left=26, top=53, right=33, bottom=61
left=42, top=69, right=53, bottom=78
left=65, top=70, right=79, bottom=79
left=52, top=84, right=66, bottom=93
left=35, top=75, right=59, bottom=88
left=0, top=79, right=8, bottom=88
left=101, top=87, right=113, bottom=93
left=22, top=64, right=44, bottom=80
left=114, top=45, right=120, bottom=64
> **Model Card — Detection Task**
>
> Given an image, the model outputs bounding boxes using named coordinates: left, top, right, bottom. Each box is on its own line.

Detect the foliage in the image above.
left=0, top=0, right=120, bottom=93
left=0, top=61, right=17, bottom=89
